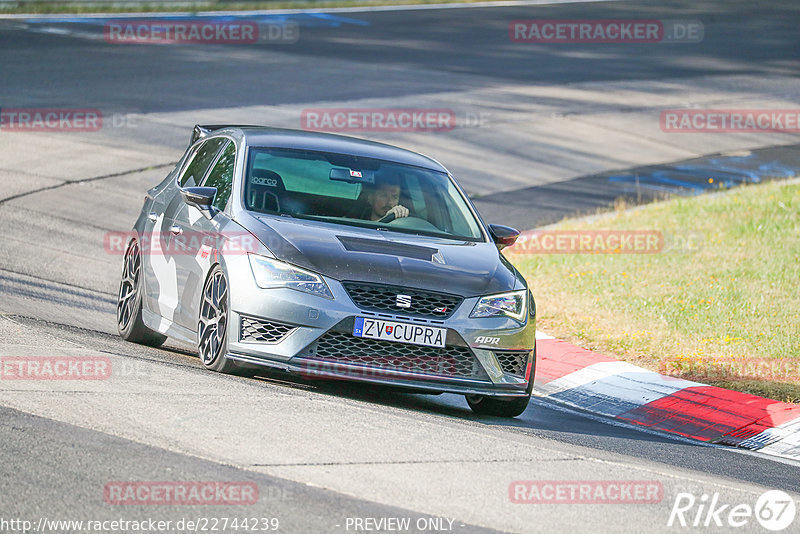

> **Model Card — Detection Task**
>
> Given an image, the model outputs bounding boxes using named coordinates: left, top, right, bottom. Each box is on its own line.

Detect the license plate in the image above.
left=353, top=317, right=446, bottom=348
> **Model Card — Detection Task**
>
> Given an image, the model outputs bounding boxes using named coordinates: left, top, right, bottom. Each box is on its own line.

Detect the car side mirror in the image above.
left=181, top=186, right=217, bottom=218
left=489, top=224, right=520, bottom=250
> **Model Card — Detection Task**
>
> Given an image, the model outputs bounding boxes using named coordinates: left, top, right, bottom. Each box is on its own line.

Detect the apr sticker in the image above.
left=350, top=170, right=363, bottom=178
left=196, top=244, right=217, bottom=263
left=475, top=336, right=500, bottom=345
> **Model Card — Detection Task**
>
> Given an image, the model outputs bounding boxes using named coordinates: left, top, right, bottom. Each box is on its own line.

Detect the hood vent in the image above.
left=337, top=236, right=438, bottom=261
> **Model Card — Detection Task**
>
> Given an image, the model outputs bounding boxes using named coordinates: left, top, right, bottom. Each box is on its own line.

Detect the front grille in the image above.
left=240, top=316, right=295, bottom=343
left=494, top=350, right=530, bottom=377
left=301, top=331, right=488, bottom=380
left=342, top=281, right=462, bottom=319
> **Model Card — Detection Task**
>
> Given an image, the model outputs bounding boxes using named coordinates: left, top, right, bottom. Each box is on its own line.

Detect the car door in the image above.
left=140, top=158, right=186, bottom=316
left=174, top=140, right=238, bottom=330
left=158, top=136, right=228, bottom=329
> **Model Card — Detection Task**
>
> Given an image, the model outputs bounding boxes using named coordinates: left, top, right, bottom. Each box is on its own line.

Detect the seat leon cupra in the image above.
left=117, top=125, right=536, bottom=417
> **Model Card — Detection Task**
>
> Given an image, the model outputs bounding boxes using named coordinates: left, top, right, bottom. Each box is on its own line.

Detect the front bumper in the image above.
left=223, top=254, right=536, bottom=397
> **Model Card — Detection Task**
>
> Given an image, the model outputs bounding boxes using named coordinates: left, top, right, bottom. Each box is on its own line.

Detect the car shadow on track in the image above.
left=245, top=366, right=704, bottom=445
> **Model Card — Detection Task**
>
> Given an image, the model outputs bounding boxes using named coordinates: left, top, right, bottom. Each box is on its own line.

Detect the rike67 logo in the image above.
left=668, top=490, right=796, bottom=531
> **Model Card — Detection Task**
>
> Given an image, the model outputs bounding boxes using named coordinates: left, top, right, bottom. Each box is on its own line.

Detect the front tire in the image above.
left=465, top=343, right=536, bottom=417
left=465, top=393, right=531, bottom=417
left=466, top=345, right=535, bottom=417
left=197, top=265, right=252, bottom=376
left=117, top=240, right=167, bottom=347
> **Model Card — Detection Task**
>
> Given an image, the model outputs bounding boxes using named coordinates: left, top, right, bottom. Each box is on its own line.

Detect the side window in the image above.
left=203, top=141, right=236, bottom=211
left=178, top=137, right=226, bottom=187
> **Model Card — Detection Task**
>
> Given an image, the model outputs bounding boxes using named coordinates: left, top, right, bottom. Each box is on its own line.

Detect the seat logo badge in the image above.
left=396, top=294, right=412, bottom=308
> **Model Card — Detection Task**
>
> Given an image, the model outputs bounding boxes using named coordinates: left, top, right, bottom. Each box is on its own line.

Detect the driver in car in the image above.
left=362, top=175, right=410, bottom=221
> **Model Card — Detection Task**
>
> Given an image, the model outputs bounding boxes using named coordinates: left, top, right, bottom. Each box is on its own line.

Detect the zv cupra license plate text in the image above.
left=353, top=317, right=446, bottom=348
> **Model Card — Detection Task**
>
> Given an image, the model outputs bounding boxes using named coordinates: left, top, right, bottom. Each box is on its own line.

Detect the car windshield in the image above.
left=244, top=147, right=484, bottom=241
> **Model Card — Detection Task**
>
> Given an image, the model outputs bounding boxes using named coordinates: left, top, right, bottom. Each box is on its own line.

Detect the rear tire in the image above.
left=117, top=240, right=167, bottom=347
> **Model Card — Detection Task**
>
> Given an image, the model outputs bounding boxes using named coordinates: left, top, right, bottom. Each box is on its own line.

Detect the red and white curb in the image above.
left=534, top=332, right=800, bottom=461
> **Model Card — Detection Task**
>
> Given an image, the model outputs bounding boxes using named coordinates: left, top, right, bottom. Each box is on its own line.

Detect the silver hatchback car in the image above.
left=117, top=125, right=536, bottom=417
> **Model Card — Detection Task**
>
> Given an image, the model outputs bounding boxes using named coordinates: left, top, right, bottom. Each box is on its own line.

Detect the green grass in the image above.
left=1, top=0, right=505, bottom=15
left=510, top=179, right=800, bottom=402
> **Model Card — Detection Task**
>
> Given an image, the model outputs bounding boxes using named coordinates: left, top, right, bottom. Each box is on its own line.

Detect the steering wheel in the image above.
left=377, top=212, right=397, bottom=224
left=375, top=215, right=441, bottom=233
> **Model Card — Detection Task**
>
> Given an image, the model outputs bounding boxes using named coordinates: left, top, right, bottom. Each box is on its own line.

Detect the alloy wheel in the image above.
left=198, top=270, right=228, bottom=365
left=117, top=241, right=141, bottom=331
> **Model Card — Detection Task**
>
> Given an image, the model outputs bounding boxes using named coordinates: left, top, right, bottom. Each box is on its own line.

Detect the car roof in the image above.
left=220, top=126, right=449, bottom=173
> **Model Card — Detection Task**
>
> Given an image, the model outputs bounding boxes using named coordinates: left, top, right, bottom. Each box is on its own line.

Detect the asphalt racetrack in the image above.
left=1, top=0, right=799, bottom=532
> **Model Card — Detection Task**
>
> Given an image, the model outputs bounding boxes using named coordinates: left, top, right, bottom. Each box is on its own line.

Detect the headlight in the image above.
left=248, top=254, right=333, bottom=299
left=470, top=290, right=527, bottom=322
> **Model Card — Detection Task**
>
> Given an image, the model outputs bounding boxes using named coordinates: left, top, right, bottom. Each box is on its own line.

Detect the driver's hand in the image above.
left=387, top=205, right=409, bottom=219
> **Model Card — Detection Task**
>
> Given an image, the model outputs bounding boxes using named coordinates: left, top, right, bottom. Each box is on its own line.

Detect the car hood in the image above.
left=244, top=215, right=519, bottom=297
